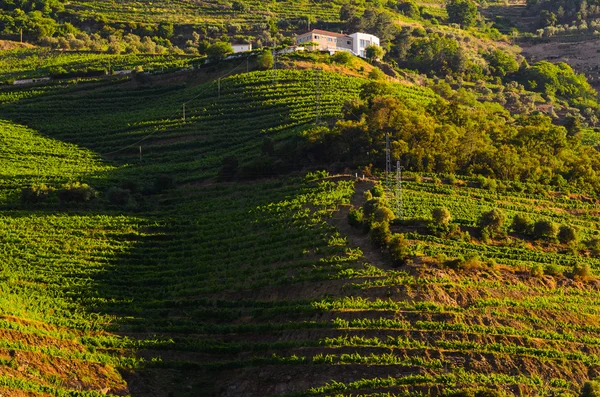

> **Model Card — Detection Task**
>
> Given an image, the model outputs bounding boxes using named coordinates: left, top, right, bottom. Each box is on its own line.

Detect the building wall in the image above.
left=297, top=32, right=353, bottom=52
left=232, top=44, right=252, bottom=53
left=349, top=33, right=380, bottom=58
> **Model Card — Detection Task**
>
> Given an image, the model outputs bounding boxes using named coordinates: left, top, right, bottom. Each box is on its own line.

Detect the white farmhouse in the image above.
left=296, top=29, right=380, bottom=58
left=232, top=43, right=252, bottom=53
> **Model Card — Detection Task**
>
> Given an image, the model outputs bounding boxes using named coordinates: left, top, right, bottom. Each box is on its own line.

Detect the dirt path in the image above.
left=326, top=178, right=392, bottom=269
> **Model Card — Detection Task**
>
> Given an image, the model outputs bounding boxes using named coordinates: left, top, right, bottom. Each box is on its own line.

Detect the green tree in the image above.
left=533, top=220, right=559, bottom=240
left=558, top=225, right=578, bottom=244
left=332, top=51, right=352, bottom=65
left=480, top=209, right=506, bottom=236
left=539, top=10, right=557, bottom=27
left=366, top=45, right=384, bottom=61
left=432, top=207, right=452, bottom=225
left=340, top=4, right=357, bottom=21
left=485, top=50, right=519, bottom=77
left=446, top=0, right=478, bottom=28
left=257, top=50, right=274, bottom=70
left=207, top=41, right=233, bottom=60
left=511, top=214, right=533, bottom=234
left=388, top=233, right=409, bottom=264
left=157, top=22, right=174, bottom=38
left=370, top=221, right=391, bottom=248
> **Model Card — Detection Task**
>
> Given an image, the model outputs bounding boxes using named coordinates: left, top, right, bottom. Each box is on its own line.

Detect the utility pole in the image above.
left=183, top=103, right=186, bottom=121
left=20, top=28, right=23, bottom=43
left=139, top=146, right=143, bottom=163
left=315, top=68, right=321, bottom=124
left=218, top=78, right=221, bottom=99
left=385, top=132, right=391, bottom=191
left=396, top=161, right=404, bottom=220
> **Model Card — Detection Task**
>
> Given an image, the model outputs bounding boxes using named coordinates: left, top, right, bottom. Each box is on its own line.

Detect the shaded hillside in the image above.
left=3, top=66, right=600, bottom=396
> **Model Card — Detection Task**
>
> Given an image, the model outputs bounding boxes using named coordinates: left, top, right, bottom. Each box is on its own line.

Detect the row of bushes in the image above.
left=348, top=184, right=410, bottom=266
left=20, top=175, right=176, bottom=207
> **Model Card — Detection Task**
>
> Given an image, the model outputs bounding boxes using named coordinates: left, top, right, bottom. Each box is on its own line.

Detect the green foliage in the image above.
left=511, top=214, right=533, bottom=235
left=573, top=263, right=592, bottom=279
left=57, top=181, right=96, bottom=203
left=581, top=379, right=600, bottom=397
left=533, top=219, right=559, bottom=240
left=480, top=209, right=506, bottom=236
left=530, top=263, right=544, bottom=277
left=374, top=206, right=396, bottom=222
left=348, top=207, right=364, bottom=227
left=446, top=0, right=478, bottom=27
left=257, top=50, right=274, bottom=70
left=432, top=207, right=452, bottom=225
left=371, top=185, right=385, bottom=198
left=366, top=45, right=384, bottom=61
left=388, top=233, right=409, bottom=264
left=370, top=221, right=392, bottom=248
left=368, top=67, right=386, bottom=80
left=523, top=61, right=596, bottom=100
left=206, top=41, right=233, bottom=60
left=558, top=225, right=578, bottom=245
left=544, top=264, right=564, bottom=277
left=20, top=183, right=54, bottom=204
left=395, top=0, right=421, bottom=18
left=485, top=50, right=519, bottom=78
left=332, top=51, right=352, bottom=65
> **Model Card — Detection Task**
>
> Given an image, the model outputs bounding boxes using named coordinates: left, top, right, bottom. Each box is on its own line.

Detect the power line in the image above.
left=100, top=57, right=249, bottom=157
left=385, top=132, right=391, bottom=191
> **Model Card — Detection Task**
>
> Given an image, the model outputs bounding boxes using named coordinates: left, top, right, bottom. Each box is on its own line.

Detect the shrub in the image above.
left=447, top=174, right=458, bottom=185
left=388, top=234, right=409, bottom=265
left=374, top=206, right=395, bottom=223
left=530, top=263, right=544, bottom=277
left=370, top=185, right=385, bottom=197
left=558, top=225, right=578, bottom=245
left=21, top=184, right=54, bottom=204
left=544, top=264, right=563, bottom=277
left=432, top=207, right=452, bottom=225
left=581, top=379, right=600, bottom=397
left=348, top=208, right=363, bottom=227
left=590, top=238, right=600, bottom=257
left=511, top=214, right=533, bottom=234
left=480, top=209, right=506, bottom=236
left=257, top=50, right=274, bottom=70
left=533, top=220, right=559, bottom=240
left=573, top=263, right=592, bottom=279
left=106, top=187, right=131, bottom=205
left=57, top=182, right=96, bottom=203
left=362, top=197, right=386, bottom=219
left=332, top=51, right=352, bottom=65
left=363, top=190, right=373, bottom=201
left=370, top=222, right=391, bottom=248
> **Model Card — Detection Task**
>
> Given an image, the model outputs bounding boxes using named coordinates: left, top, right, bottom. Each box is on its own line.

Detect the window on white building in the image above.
left=328, top=38, right=332, bottom=42
left=314, top=35, right=319, bottom=39
left=347, top=40, right=351, bottom=45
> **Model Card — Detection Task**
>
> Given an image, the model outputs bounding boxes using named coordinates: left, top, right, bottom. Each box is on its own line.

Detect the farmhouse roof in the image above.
left=300, top=29, right=350, bottom=38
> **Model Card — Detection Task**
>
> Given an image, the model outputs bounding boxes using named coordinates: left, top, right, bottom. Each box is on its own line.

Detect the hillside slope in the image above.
left=2, top=68, right=600, bottom=396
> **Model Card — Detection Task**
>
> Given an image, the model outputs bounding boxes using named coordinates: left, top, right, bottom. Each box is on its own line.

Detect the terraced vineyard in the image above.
left=0, top=49, right=200, bottom=82
left=3, top=67, right=600, bottom=396
left=67, top=0, right=342, bottom=25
